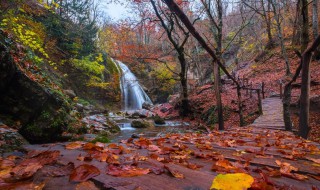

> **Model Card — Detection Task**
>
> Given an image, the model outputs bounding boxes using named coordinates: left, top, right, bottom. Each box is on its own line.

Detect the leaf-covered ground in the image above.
left=1, top=127, right=319, bottom=189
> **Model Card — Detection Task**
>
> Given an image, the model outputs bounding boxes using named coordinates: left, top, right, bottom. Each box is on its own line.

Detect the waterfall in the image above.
left=116, top=60, right=153, bottom=110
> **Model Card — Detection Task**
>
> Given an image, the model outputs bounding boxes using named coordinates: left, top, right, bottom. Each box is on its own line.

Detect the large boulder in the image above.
left=82, top=114, right=120, bottom=134
left=131, top=119, right=152, bottom=128
left=0, top=30, right=72, bottom=143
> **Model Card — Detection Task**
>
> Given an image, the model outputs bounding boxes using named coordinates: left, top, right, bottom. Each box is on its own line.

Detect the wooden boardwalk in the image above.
left=251, top=97, right=286, bottom=130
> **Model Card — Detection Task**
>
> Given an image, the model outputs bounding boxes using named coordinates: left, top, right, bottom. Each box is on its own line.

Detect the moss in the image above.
left=20, top=105, right=70, bottom=143
left=153, top=115, right=166, bottom=125
left=202, top=106, right=231, bottom=125
left=77, top=98, right=90, bottom=106
left=40, top=110, right=50, bottom=119
left=91, top=134, right=110, bottom=143
left=76, top=125, right=88, bottom=134
left=105, top=56, right=119, bottom=75
left=24, top=123, right=42, bottom=136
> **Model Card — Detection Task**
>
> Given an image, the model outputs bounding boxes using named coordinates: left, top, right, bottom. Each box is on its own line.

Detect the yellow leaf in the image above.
left=210, top=173, right=254, bottom=190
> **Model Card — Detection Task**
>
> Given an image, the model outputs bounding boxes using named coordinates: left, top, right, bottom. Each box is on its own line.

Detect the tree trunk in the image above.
left=263, top=0, right=274, bottom=48
left=178, top=52, right=189, bottom=116
left=283, top=84, right=293, bottom=131
left=162, top=0, right=239, bottom=85
left=292, top=0, right=302, bottom=46
left=237, top=86, right=244, bottom=126
left=298, top=35, right=320, bottom=138
left=312, top=0, right=320, bottom=59
left=213, top=61, right=224, bottom=130
left=301, top=0, right=309, bottom=52
left=299, top=52, right=311, bottom=138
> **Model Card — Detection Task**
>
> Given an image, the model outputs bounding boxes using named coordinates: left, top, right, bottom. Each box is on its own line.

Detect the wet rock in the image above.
left=127, top=109, right=155, bottom=118
left=153, top=115, right=166, bottom=125
left=160, top=107, right=168, bottom=113
left=63, top=89, right=76, bottom=99
left=131, top=119, right=152, bottom=128
left=142, top=102, right=153, bottom=110
left=75, top=103, right=84, bottom=112
left=0, top=124, right=28, bottom=153
left=82, top=114, right=120, bottom=134
left=83, top=105, right=108, bottom=115
left=131, top=133, right=140, bottom=138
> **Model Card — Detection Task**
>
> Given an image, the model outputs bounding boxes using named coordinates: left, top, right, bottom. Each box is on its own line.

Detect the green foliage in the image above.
left=1, top=11, right=48, bottom=59
left=91, top=134, right=111, bottom=143
left=76, top=98, right=91, bottom=106
left=150, top=63, right=177, bottom=92
left=71, top=54, right=105, bottom=76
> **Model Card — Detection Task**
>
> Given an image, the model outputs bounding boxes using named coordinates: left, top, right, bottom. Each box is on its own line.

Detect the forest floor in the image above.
left=154, top=46, right=320, bottom=143
left=1, top=90, right=319, bottom=189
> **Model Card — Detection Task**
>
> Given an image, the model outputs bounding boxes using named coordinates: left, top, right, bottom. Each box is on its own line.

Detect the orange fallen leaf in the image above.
left=0, top=159, right=15, bottom=170
left=69, top=164, right=100, bottom=182
left=3, top=162, right=42, bottom=182
left=66, top=142, right=83, bottom=150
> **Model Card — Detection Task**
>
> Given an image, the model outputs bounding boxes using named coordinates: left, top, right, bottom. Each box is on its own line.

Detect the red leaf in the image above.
left=69, top=164, right=100, bottom=182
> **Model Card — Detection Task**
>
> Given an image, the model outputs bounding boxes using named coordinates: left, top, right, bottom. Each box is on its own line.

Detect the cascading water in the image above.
left=116, top=60, right=153, bottom=110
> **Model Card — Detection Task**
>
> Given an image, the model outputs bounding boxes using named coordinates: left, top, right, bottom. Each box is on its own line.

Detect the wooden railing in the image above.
left=231, top=76, right=283, bottom=127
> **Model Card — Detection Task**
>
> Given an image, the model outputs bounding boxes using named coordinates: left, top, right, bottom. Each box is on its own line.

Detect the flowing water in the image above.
left=116, top=60, right=153, bottom=110
left=107, top=60, right=189, bottom=142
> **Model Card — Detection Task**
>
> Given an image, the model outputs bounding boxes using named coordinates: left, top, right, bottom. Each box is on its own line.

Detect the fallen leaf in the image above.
left=69, top=164, right=100, bottom=182
left=210, top=173, right=254, bottom=190
left=66, top=142, right=83, bottom=150
left=0, top=159, right=15, bottom=170
left=44, top=162, right=75, bottom=177
left=21, top=150, right=60, bottom=166
left=3, top=162, right=42, bottom=182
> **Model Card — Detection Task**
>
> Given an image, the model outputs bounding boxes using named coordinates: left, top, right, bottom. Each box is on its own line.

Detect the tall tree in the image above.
left=269, top=0, right=291, bottom=76
left=149, top=0, right=191, bottom=116
left=200, top=0, right=224, bottom=130
left=242, top=0, right=274, bottom=48
left=312, top=0, right=320, bottom=59
left=299, top=35, right=320, bottom=138
left=298, top=0, right=310, bottom=138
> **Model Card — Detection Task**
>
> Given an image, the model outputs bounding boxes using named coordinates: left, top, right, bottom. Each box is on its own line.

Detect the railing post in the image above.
left=262, top=82, right=265, bottom=99
left=257, top=89, right=263, bottom=115
left=237, top=86, right=244, bottom=126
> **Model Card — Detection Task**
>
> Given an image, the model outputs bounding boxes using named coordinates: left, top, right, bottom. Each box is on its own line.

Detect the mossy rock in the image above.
left=153, top=115, right=166, bottom=125
left=91, top=134, right=111, bottom=143
left=131, top=119, right=152, bottom=128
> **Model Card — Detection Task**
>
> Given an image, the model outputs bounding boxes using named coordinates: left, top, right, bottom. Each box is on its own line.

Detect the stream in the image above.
left=108, top=113, right=190, bottom=142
